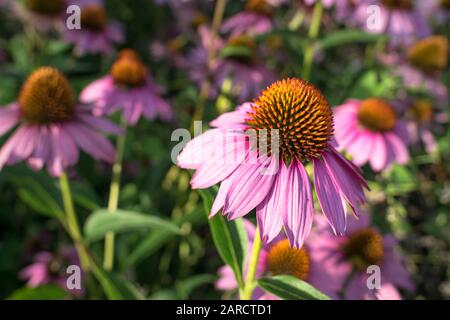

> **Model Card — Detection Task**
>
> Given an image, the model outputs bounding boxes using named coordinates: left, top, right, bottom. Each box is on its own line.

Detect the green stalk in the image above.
left=302, top=0, right=323, bottom=81
left=240, top=227, right=262, bottom=300
left=103, top=121, right=127, bottom=271
left=59, top=172, right=90, bottom=271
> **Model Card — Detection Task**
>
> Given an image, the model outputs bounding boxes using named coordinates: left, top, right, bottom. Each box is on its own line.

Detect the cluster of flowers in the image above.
left=0, top=0, right=447, bottom=300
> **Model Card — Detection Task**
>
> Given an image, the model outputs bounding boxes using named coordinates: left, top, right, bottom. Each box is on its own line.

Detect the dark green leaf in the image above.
left=258, top=275, right=331, bottom=300
left=8, top=285, right=68, bottom=300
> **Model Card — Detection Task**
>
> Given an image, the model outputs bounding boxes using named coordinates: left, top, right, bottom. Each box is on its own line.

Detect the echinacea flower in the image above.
left=309, top=213, right=414, bottom=300
left=393, top=98, right=448, bottom=154
left=352, top=0, right=430, bottom=46
left=0, top=67, right=121, bottom=177
left=221, top=0, right=286, bottom=37
left=20, top=247, right=84, bottom=296
left=216, top=219, right=345, bottom=299
left=395, top=36, right=449, bottom=104
left=334, top=98, right=410, bottom=172
left=177, top=78, right=368, bottom=248
left=215, top=35, right=277, bottom=102
left=63, top=0, right=124, bottom=55
left=81, top=49, right=172, bottom=125
left=417, top=0, right=450, bottom=26
left=12, top=0, right=66, bottom=33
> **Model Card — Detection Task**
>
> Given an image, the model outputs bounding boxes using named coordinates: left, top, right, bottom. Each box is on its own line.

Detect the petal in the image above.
left=77, top=113, right=123, bottom=135
left=0, top=104, right=20, bottom=136
left=369, top=133, right=387, bottom=171
left=282, top=161, right=314, bottom=249
left=79, top=76, right=113, bottom=103
left=385, top=132, right=409, bottom=164
left=256, top=159, right=285, bottom=244
left=313, top=157, right=346, bottom=235
left=222, top=154, right=277, bottom=220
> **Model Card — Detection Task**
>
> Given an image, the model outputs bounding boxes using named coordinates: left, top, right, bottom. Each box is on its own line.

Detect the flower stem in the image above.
left=59, top=172, right=90, bottom=271
left=103, top=121, right=127, bottom=271
left=190, top=0, right=227, bottom=129
left=241, top=226, right=262, bottom=300
left=302, top=0, right=323, bottom=81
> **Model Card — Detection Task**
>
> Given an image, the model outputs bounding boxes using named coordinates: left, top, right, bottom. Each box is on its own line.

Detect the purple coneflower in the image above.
left=394, top=98, right=448, bottom=154
left=12, top=0, right=66, bottom=33
left=63, top=0, right=124, bottom=55
left=216, top=219, right=345, bottom=299
left=0, top=67, right=121, bottom=177
left=221, top=0, right=286, bottom=36
left=20, top=247, right=83, bottom=296
left=352, top=0, right=430, bottom=46
left=334, top=98, right=410, bottom=172
left=309, top=213, right=414, bottom=300
left=417, top=0, right=450, bottom=26
left=178, top=78, right=368, bottom=248
left=81, top=49, right=172, bottom=125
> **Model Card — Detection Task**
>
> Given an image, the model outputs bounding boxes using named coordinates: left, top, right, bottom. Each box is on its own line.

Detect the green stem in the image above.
left=59, top=172, right=90, bottom=271
left=302, top=0, right=323, bottom=81
left=103, top=121, right=127, bottom=271
left=240, top=227, right=262, bottom=300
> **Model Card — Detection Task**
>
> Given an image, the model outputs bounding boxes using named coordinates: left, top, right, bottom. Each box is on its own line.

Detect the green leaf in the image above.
left=320, top=29, right=385, bottom=50
left=124, top=207, right=205, bottom=267
left=198, top=189, right=248, bottom=288
left=219, top=45, right=253, bottom=60
left=8, top=285, right=68, bottom=300
left=258, top=275, right=332, bottom=300
left=84, top=209, right=180, bottom=242
left=8, top=169, right=64, bottom=218
left=91, top=266, right=144, bottom=300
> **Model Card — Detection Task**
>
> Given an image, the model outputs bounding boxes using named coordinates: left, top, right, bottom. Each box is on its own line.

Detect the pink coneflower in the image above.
left=395, top=36, right=449, bottom=105
left=394, top=98, right=448, bottom=154
left=178, top=78, right=368, bottom=248
left=216, top=35, right=277, bottom=102
left=20, top=247, right=84, bottom=296
left=417, top=0, right=450, bottom=26
left=221, top=0, right=286, bottom=36
left=80, top=49, right=172, bottom=125
left=309, top=213, right=414, bottom=300
left=0, top=67, right=121, bottom=177
left=334, top=98, right=410, bottom=172
left=216, top=219, right=345, bottom=299
left=63, top=0, right=124, bottom=55
left=351, top=0, right=430, bottom=46
left=12, top=0, right=66, bottom=33
left=187, top=27, right=276, bottom=102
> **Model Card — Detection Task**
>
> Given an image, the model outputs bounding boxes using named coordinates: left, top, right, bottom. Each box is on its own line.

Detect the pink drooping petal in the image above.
left=282, top=161, right=314, bottom=249
left=256, top=160, right=285, bottom=244
left=369, top=133, right=387, bottom=171
left=347, top=132, right=373, bottom=166
left=79, top=76, right=113, bottom=103
left=0, top=103, right=20, bottom=136
left=313, top=157, right=346, bottom=235
left=190, top=134, right=248, bottom=189
left=210, top=176, right=234, bottom=217
left=77, top=113, right=123, bottom=135
left=222, top=154, right=277, bottom=220
left=28, top=127, right=51, bottom=170
left=385, top=132, right=409, bottom=165
left=10, top=125, right=38, bottom=164
left=210, top=103, right=252, bottom=130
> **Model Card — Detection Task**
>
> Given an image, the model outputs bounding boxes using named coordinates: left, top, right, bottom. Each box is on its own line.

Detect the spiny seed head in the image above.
left=342, top=228, right=384, bottom=271
left=267, top=239, right=310, bottom=280
left=26, top=0, right=65, bottom=16
left=81, top=5, right=107, bottom=31
left=111, top=50, right=148, bottom=88
left=246, top=0, right=273, bottom=15
left=357, top=98, right=397, bottom=133
left=381, top=0, right=412, bottom=10
left=407, top=36, right=448, bottom=73
left=19, top=67, right=76, bottom=124
left=411, top=100, right=433, bottom=124
left=246, top=78, right=333, bottom=163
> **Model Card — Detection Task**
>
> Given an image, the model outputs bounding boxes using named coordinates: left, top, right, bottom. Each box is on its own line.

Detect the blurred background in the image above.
left=0, top=0, right=449, bottom=300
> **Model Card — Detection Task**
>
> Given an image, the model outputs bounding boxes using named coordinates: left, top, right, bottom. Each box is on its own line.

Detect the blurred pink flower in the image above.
left=81, top=49, right=172, bottom=125
left=0, top=67, right=121, bottom=177
left=351, top=0, right=430, bottom=46
left=20, top=247, right=84, bottom=296
left=334, top=98, right=410, bottom=172
left=178, top=78, right=368, bottom=248
left=417, top=0, right=449, bottom=26
left=63, top=0, right=124, bottom=56
left=221, top=0, right=287, bottom=36
left=310, top=213, right=414, bottom=300
left=216, top=219, right=345, bottom=299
